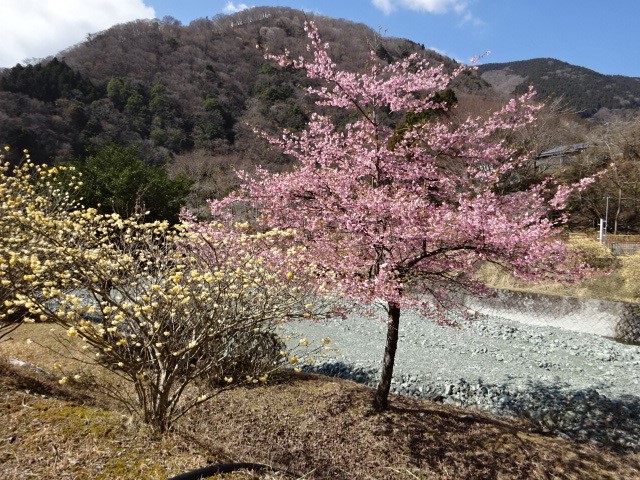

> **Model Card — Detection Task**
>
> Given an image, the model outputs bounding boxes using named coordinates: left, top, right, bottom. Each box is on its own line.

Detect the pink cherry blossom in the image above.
left=208, top=22, right=594, bottom=410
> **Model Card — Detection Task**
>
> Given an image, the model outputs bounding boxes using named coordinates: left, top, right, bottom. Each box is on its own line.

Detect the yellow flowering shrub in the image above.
left=1, top=146, right=334, bottom=431
left=0, top=148, right=81, bottom=341
left=3, top=197, right=330, bottom=431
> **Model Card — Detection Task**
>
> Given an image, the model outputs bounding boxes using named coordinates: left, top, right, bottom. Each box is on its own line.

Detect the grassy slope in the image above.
left=1, top=324, right=640, bottom=479
left=476, top=259, right=639, bottom=304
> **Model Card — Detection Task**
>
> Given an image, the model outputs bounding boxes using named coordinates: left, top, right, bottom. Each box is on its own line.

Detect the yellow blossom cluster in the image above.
left=0, top=152, right=82, bottom=339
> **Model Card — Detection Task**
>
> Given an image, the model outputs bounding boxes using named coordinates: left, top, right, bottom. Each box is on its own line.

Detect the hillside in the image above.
left=3, top=7, right=640, bottom=227
left=0, top=6, right=489, bottom=204
left=478, top=58, right=640, bottom=117
left=2, top=336, right=640, bottom=479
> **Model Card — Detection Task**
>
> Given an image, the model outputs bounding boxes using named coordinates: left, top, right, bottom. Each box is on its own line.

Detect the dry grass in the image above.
left=472, top=233, right=640, bottom=304
left=0, top=359, right=210, bottom=479
left=185, top=375, right=640, bottom=480
left=2, top=323, right=640, bottom=479
left=475, top=260, right=639, bottom=304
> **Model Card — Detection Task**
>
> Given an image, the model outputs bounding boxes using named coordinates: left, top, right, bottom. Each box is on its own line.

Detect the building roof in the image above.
left=537, top=143, right=589, bottom=159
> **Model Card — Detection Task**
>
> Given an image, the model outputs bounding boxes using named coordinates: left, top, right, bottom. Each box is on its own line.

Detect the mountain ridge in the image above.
left=0, top=7, right=485, bottom=165
left=0, top=7, right=638, bottom=204
left=478, top=57, right=640, bottom=117
left=0, top=6, right=638, bottom=229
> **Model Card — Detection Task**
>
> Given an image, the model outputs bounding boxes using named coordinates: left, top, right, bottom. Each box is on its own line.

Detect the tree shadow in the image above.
left=302, top=361, right=640, bottom=451
left=301, top=361, right=377, bottom=386
left=494, top=380, right=640, bottom=450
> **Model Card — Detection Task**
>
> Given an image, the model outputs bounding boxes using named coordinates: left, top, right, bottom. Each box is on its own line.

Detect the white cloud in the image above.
left=223, top=2, right=250, bottom=14
left=372, top=0, right=468, bottom=15
left=0, top=0, right=155, bottom=68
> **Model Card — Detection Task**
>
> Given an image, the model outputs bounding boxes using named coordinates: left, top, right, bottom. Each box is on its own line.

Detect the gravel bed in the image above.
left=285, top=310, right=640, bottom=450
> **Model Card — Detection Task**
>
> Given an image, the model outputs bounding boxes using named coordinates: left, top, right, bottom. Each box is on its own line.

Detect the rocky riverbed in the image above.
left=285, top=311, right=640, bottom=450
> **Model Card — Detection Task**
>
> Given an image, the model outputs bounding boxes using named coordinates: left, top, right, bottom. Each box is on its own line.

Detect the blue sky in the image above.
left=1, top=0, right=638, bottom=77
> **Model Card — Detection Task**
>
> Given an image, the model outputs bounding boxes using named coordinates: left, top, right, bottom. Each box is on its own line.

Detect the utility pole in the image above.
left=604, top=196, right=609, bottom=234
left=600, top=196, right=610, bottom=245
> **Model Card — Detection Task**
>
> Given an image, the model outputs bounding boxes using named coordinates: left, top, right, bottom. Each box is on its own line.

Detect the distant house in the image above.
left=536, top=143, right=589, bottom=168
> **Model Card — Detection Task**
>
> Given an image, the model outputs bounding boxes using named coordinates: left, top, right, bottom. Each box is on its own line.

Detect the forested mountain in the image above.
left=2, top=6, right=639, bottom=228
left=0, top=6, right=494, bottom=205
left=478, top=58, right=640, bottom=118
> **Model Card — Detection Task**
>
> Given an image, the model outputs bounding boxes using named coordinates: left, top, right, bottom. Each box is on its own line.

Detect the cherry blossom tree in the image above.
left=213, top=23, right=594, bottom=410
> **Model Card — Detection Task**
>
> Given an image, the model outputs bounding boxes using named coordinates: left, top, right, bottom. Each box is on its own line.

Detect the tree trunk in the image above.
left=373, top=302, right=400, bottom=410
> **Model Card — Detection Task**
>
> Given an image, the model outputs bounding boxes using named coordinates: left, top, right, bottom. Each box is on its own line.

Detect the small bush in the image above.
left=201, top=329, right=285, bottom=388
left=567, top=235, right=616, bottom=269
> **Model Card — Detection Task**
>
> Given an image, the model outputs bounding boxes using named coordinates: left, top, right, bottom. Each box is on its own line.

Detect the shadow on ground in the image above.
left=302, top=361, right=640, bottom=451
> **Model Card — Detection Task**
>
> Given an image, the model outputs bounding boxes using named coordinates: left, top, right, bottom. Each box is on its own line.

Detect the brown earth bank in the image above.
left=1, top=349, right=639, bottom=480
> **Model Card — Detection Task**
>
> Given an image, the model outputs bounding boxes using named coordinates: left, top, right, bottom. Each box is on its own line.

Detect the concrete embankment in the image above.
left=462, top=289, right=640, bottom=343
